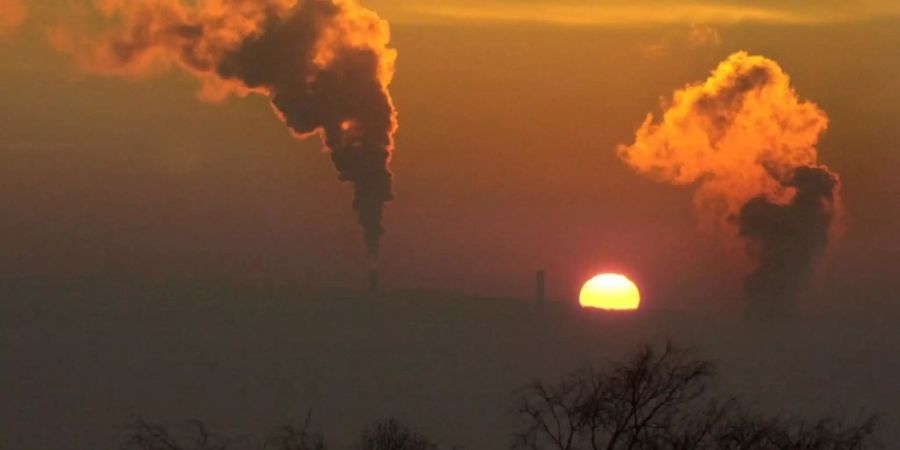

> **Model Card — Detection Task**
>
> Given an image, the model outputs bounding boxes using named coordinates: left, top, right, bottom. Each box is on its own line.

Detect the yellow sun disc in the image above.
left=579, top=273, right=640, bottom=311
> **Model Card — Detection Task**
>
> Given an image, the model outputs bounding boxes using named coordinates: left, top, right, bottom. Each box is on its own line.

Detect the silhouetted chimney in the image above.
left=536, top=270, right=545, bottom=302
left=368, top=268, right=379, bottom=295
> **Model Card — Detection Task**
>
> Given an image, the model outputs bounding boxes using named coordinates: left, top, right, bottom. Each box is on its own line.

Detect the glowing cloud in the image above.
left=374, top=0, right=900, bottom=26
left=639, top=24, right=721, bottom=58
left=0, top=0, right=26, bottom=35
left=618, top=52, right=841, bottom=316
left=410, top=3, right=801, bottom=26
left=55, top=0, right=398, bottom=258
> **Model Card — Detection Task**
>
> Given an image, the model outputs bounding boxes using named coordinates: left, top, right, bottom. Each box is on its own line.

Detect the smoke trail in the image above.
left=617, top=52, right=841, bottom=315
left=56, top=0, right=397, bottom=257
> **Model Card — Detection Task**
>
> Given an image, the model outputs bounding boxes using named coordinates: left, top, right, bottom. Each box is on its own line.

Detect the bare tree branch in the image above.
left=510, top=341, right=880, bottom=450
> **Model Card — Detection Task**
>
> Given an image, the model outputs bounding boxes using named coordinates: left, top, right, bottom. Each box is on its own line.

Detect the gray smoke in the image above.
left=739, top=166, right=840, bottom=317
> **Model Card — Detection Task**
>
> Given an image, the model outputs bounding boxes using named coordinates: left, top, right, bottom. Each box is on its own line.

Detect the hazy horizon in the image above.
left=2, top=1, right=899, bottom=448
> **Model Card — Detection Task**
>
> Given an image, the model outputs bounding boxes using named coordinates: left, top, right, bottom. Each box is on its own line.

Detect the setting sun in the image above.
left=579, top=273, right=641, bottom=310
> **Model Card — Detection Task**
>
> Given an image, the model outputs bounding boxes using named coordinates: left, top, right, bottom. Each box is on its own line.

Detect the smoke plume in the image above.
left=57, top=0, right=397, bottom=257
left=617, top=52, right=841, bottom=315
left=739, top=166, right=839, bottom=316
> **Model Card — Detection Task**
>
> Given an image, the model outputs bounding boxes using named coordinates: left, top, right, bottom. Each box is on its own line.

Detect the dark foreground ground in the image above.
left=3, top=281, right=899, bottom=449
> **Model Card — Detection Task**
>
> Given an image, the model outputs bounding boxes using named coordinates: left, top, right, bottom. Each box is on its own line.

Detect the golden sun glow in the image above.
left=579, top=273, right=640, bottom=311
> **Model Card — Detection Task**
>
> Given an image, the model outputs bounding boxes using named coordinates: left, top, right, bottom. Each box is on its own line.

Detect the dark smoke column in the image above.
left=59, top=0, right=399, bottom=258
left=216, top=1, right=399, bottom=258
left=739, top=166, right=840, bottom=318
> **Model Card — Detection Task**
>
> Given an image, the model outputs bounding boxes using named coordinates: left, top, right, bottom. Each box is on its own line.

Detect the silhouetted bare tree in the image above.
left=120, top=414, right=325, bottom=450
left=715, top=413, right=880, bottom=450
left=263, top=414, right=327, bottom=450
left=356, top=418, right=438, bottom=450
left=511, top=367, right=595, bottom=450
left=512, top=342, right=880, bottom=450
left=119, top=416, right=442, bottom=450
left=120, top=419, right=238, bottom=450
left=114, top=341, right=879, bottom=450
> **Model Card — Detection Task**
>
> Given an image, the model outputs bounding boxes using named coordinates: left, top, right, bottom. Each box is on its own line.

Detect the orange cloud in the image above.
left=410, top=3, right=801, bottom=26
left=639, top=24, right=721, bottom=58
left=618, top=52, right=830, bottom=231
left=362, top=0, right=900, bottom=26
left=0, top=0, right=26, bottom=35
left=687, top=24, right=721, bottom=47
left=618, top=52, right=842, bottom=314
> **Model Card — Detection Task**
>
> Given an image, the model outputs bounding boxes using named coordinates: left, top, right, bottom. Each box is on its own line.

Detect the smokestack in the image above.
left=536, top=270, right=546, bottom=302
left=368, top=268, right=379, bottom=296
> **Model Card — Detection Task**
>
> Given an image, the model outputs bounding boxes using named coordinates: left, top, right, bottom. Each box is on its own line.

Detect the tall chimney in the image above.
left=536, top=270, right=545, bottom=302
left=368, top=268, right=379, bottom=295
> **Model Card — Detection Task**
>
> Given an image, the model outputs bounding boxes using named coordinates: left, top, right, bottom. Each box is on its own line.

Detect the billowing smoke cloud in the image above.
left=0, top=0, right=26, bottom=35
left=617, top=52, right=841, bottom=315
left=56, top=0, right=398, bottom=257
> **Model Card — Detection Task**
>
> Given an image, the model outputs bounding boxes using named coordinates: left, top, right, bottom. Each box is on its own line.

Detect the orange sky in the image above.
left=363, top=0, right=900, bottom=25
left=1, top=2, right=899, bottom=312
